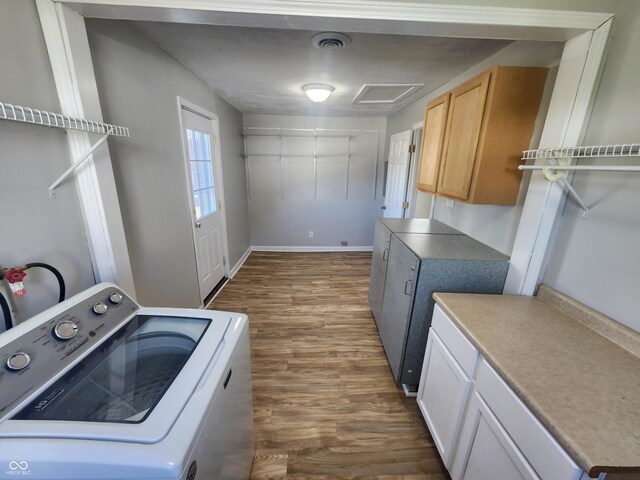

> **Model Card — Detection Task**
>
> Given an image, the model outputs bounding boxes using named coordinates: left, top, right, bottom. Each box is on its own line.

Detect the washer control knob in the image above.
left=108, top=292, right=123, bottom=305
left=6, top=352, right=31, bottom=371
left=53, top=320, right=78, bottom=341
left=92, top=302, right=108, bottom=315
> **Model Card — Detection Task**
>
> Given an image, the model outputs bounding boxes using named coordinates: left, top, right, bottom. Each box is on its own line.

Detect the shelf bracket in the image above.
left=49, top=127, right=112, bottom=197
left=541, top=156, right=590, bottom=218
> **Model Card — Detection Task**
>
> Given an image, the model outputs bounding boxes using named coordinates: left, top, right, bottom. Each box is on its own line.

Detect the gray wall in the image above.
left=386, top=41, right=563, bottom=255
left=86, top=19, right=249, bottom=308
left=243, top=114, right=386, bottom=248
left=0, top=0, right=95, bottom=328
left=543, top=0, right=640, bottom=332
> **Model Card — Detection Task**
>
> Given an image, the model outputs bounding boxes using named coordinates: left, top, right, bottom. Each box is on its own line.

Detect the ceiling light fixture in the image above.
left=302, top=84, right=335, bottom=103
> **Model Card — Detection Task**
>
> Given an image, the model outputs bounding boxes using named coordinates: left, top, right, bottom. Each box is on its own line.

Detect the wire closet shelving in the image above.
left=242, top=127, right=380, bottom=200
left=519, top=143, right=640, bottom=217
left=0, top=101, right=130, bottom=196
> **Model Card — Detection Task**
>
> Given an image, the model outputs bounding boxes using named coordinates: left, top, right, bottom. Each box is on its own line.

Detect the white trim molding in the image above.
left=251, top=246, right=373, bottom=253
left=44, top=0, right=615, bottom=302
left=230, top=248, right=252, bottom=279
left=61, top=1, right=612, bottom=41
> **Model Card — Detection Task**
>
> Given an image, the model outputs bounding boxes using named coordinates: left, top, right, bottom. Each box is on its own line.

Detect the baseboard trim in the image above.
left=229, top=247, right=252, bottom=278
left=251, top=246, right=373, bottom=252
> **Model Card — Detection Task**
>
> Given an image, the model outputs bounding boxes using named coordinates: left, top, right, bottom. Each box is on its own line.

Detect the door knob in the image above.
left=195, top=222, right=201, bottom=228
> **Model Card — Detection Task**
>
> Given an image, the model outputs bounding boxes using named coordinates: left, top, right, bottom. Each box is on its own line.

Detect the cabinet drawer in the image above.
left=431, top=304, right=479, bottom=377
left=475, top=359, right=581, bottom=480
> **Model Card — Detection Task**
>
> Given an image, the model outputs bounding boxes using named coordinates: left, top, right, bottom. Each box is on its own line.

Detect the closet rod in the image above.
left=518, top=165, right=640, bottom=172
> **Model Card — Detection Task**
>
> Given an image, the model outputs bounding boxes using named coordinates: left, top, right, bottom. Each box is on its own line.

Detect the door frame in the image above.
left=404, top=121, right=424, bottom=219
left=38, top=0, right=613, bottom=297
left=176, top=96, right=231, bottom=305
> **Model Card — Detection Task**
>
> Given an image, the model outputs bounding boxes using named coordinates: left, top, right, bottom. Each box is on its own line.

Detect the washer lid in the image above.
left=0, top=309, right=231, bottom=444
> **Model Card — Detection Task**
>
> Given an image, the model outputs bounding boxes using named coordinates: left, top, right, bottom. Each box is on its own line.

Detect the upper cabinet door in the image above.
left=417, top=93, right=450, bottom=193
left=437, top=71, right=491, bottom=201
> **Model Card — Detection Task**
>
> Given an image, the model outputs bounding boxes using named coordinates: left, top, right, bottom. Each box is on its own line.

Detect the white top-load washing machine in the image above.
left=0, top=283, right=253, bottom=480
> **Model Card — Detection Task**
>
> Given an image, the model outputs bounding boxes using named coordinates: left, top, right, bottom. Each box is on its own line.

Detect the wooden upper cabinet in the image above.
left=416, top=66, right=548, bottom=205
left=417, top=93, right=450, bottom=193
left=438, top=71, right=491, bottom=200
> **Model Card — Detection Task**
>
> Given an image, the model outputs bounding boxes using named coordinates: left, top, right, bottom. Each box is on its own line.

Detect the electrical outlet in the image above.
left=341, top=241, right=348, bottom=246
left=446, top=198, right=455, bottom=208
left=308, top=230, right=314, bottom=238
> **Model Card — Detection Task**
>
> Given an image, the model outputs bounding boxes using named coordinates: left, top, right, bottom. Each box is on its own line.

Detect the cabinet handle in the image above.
left=404, top=279, right=413, bottom=295
left=383, top=249, right=389, bottom=261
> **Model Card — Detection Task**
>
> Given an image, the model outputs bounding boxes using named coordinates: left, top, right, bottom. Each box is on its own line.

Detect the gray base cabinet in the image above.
left=368, top=220, right=508, bottom=385
left=368, top=219, right=463, bottom=327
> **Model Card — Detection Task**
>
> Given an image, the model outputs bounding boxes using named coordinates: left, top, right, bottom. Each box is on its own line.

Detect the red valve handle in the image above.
left=6, top=268, right=26, bottom=284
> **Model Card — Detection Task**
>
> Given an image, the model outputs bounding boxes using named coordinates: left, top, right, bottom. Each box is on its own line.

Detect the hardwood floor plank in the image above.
left=210, top=252, right=449, bottom=479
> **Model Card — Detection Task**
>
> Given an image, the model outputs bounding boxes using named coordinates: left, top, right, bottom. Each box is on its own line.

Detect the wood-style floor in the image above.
left=210, top=252, right=449, bottom=479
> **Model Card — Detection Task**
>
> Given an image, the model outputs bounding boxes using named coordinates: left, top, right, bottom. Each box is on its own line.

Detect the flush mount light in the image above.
left=302, top=84, right=335, bottom=103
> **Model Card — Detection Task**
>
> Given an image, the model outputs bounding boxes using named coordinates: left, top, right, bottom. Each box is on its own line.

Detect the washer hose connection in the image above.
left=0, top=262, right=66, bottom=330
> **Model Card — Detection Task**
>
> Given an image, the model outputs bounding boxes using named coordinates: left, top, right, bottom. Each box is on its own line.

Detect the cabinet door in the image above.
left=452, top=391, right=540, bottom=480
left=368, top=222, right=392, bottom=325
left=378, top=236, right=419, bottom=382
left=417, top=331, right=472, bottom=469
left=437, top=71, right=491, bottom=200
left=417, top=93, right=450, bottom=192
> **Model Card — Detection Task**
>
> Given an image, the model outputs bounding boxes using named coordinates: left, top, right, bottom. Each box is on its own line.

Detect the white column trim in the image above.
left=504, top=19, right=613, bottom=295
left=36, top=0, right=136, bottom=297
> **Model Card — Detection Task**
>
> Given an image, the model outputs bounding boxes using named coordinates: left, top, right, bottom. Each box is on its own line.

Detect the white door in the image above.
left=180, top=105, right=226, bottom=302
left=383, top=130, right=412, bottom=218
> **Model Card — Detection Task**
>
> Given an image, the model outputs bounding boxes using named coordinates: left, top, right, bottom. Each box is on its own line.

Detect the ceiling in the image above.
left=132, top=21, right=512, bottom=116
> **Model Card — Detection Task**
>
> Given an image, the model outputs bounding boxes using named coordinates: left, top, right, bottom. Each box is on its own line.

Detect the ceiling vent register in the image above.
left=312, top=32, right=351, bottom=50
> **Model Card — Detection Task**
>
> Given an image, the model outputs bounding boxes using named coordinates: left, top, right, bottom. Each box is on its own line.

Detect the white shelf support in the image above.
left=49, top=128, right=112, bottom=196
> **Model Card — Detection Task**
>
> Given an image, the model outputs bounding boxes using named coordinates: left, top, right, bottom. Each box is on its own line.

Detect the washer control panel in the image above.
left=0, top=286, right=139, bottom=417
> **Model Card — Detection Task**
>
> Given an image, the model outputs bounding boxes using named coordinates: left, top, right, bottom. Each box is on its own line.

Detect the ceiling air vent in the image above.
left=312, top=32, right=351, bottom=50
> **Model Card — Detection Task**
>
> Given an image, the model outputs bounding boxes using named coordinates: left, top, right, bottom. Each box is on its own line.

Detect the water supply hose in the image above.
left=24, top=263, right=66, bottom=303
left=0, top=292, right=11, bottom=331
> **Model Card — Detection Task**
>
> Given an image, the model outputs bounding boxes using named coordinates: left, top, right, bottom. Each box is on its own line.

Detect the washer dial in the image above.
left=6, top=352, right=31, bottom=371
left=53, top=320, right=79, bottom=341
left=109, top=292, right=123, bottom=305
left=92, top=302, right=108, bottom=315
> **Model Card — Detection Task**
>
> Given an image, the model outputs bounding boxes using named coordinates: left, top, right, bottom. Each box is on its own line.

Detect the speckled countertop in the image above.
left=433, top=288, right=640, bottom=477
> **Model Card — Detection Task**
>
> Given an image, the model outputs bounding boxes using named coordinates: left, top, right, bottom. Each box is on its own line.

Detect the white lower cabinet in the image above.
left=417, top=332, right=472, bottom=468
left=451, top=391, right=540, bottom=480
left=419, top=304, right=585, bottom=480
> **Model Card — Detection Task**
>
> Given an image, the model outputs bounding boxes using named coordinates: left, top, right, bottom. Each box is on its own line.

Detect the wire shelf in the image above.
left=519, top=143, right=640, bottom=217
left=522, top=143, right=640, bottom=161
left=0, top=102, right=130, bottom=137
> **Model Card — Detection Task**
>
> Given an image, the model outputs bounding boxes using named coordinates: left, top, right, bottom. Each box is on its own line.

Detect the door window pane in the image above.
left=186, top=128, right=217, bottom=220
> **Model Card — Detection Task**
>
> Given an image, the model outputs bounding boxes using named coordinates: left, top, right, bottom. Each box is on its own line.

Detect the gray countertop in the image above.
left=380, top=218, right=463, bottom=235
left=395, top=233, right=509, bottom=262
left=433, top=290, right=640, bottom=477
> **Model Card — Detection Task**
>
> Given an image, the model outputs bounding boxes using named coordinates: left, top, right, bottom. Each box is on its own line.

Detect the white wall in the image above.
left=386, top=40, right=563, bottom=254
left=243, top=114, right=386, bottom=248
left=0, top=0, right=96, bottom=327
left=542, top=0, right=640, bottom=332
left=86, top=19, right=249, bottom=307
